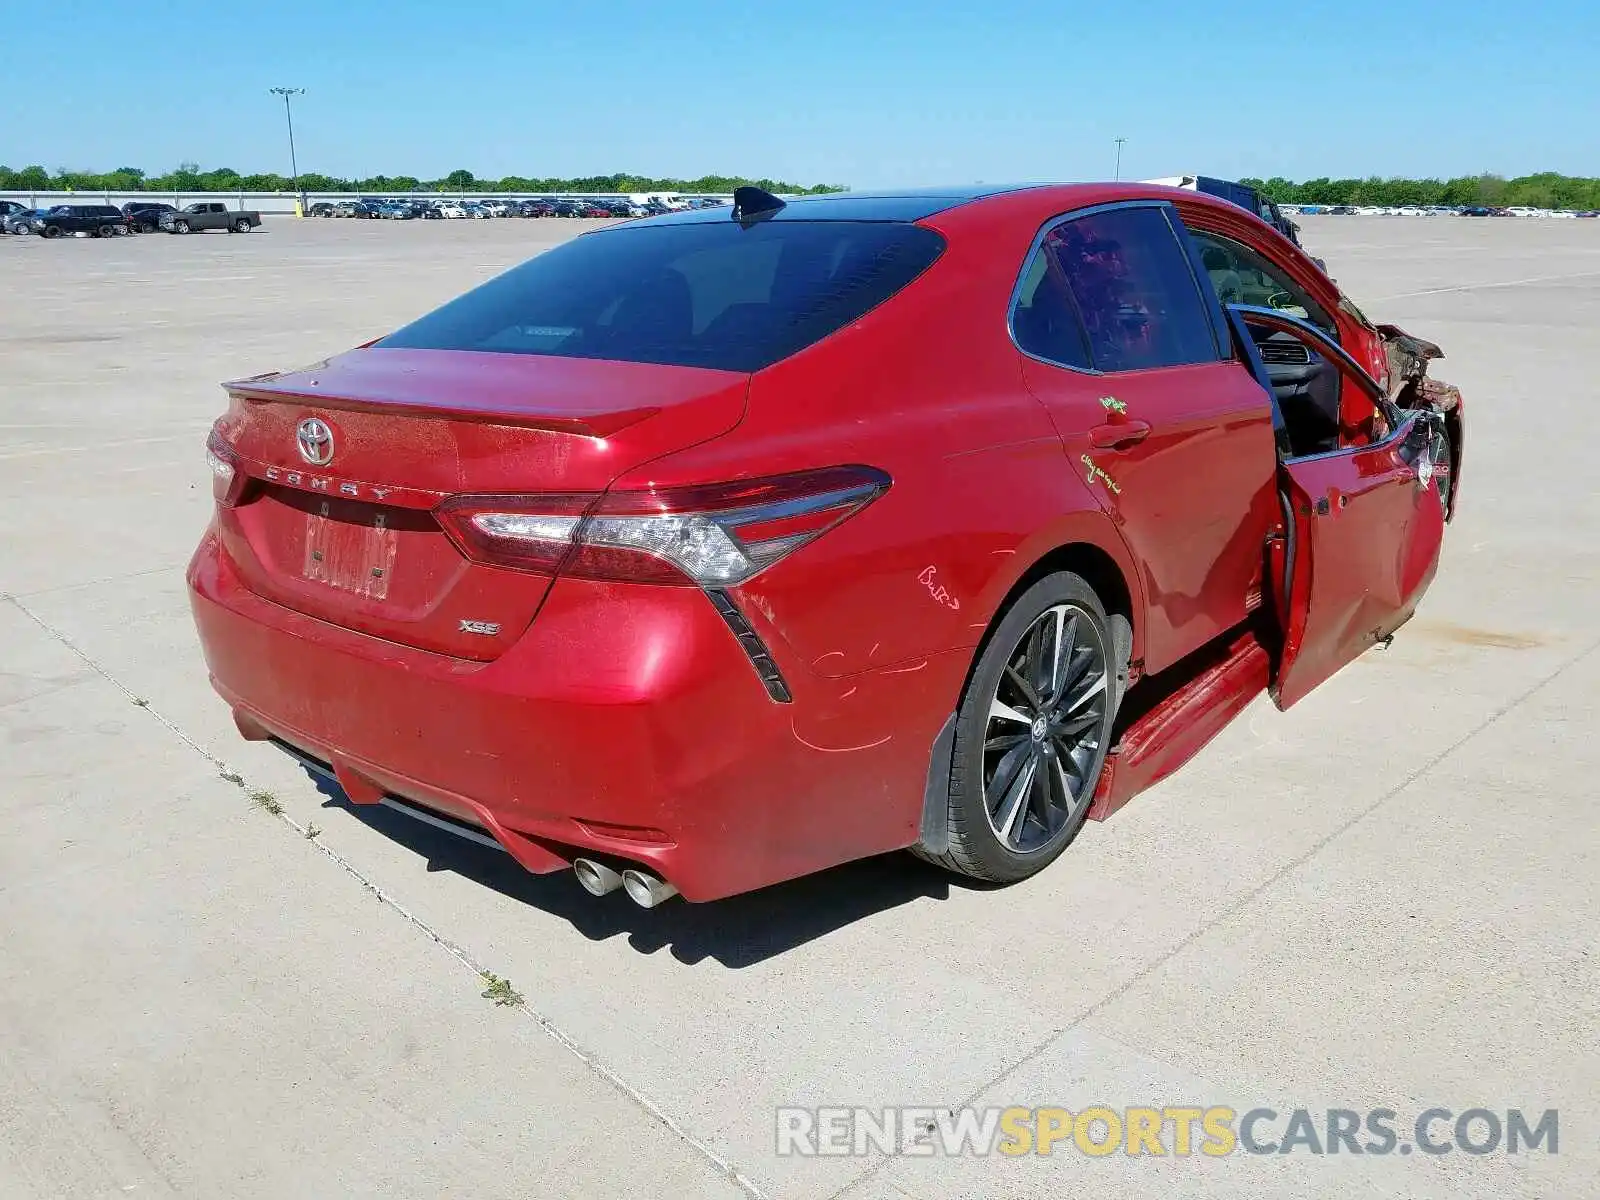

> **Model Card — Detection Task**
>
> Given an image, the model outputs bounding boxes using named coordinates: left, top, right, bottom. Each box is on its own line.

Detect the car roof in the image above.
left=604, top=182, right=1253, bottom=230
left=621, top=185, right=1050, bottom=226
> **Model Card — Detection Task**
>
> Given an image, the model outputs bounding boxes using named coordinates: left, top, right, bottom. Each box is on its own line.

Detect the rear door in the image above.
left=1227, top=306, right=1447, bottom=709
left=1012, top=201, right=1279, bottom=674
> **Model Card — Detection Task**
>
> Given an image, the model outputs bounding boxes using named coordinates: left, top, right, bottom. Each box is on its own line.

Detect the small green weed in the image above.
left=480, top=972, right=524, bottom=1007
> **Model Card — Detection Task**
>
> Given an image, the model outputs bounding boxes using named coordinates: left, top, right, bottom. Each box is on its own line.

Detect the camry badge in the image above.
left=296, top=417, right=335, bottom=466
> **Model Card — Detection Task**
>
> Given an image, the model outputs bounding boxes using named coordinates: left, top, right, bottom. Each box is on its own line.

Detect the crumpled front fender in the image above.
left=1375, top=323, right=1464, bottom=520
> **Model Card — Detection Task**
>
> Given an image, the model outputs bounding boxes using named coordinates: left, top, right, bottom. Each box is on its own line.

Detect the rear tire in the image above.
left=920, top=572, right=1122, bottom=884
left=97, top=224, right=117, bottom=238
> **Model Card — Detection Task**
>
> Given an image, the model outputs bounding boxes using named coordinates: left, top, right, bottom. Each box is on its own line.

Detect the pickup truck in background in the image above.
left=160, top=202, right=262, bottom=234
left=1144, top=175, right=1303, bottom=246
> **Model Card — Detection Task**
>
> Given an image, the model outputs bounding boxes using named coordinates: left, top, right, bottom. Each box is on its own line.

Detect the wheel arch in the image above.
left=959, top=534, right=1140, bottom=719
left=918, top=531, right=1142, bottom=856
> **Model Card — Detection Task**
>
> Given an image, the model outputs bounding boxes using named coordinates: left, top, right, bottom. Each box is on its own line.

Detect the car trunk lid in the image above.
left=211, top=347, right=748, bottom=660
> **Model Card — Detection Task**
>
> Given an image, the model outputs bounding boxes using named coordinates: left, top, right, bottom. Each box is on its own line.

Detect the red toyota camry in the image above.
left=189, top=184, right=1463, bottom=904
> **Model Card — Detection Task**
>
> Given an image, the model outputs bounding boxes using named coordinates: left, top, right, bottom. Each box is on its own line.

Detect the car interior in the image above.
left=1191, top=231, right=1353, bottom=457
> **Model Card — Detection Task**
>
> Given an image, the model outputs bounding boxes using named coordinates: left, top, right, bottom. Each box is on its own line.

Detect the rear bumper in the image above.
left=188, top=530, right=964, bottom=900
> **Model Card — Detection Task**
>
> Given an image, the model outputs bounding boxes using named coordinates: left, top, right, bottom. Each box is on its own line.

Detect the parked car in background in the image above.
left=578, top=203, right=613, bottom=218
left=30, top=204, right=130, bottom=238
left=189, top=183, right=1462, bottom=906
left=551, top=199, right=582, bottom=218
left=2, top=203, right=41, bottom=234
left=437, top=202, right=467, bottom=219
left=1, top=199, right=30, bottom=229
left=309, top=202, right=335, bottom=217
left=519, top=200, right=556, bottom=218
left=161, top=202, right=261, bottom=234
left=122, top=201, right=179, bottom=232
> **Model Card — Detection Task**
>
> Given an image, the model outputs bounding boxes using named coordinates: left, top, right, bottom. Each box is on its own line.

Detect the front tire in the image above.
left=172, top=220, right=190, bottom=234
left=924, top=572, right=1120, bottom=884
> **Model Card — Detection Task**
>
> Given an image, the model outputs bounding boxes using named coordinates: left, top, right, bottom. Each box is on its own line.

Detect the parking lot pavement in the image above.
left=2, top=216, right=1597, bottom=1199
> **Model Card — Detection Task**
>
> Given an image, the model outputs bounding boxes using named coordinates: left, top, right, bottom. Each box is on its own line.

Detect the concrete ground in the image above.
left=1, top=214, right=1595, bottom=1199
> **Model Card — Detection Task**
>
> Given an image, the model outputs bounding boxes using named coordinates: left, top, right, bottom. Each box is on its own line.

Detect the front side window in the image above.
left=1189, top=229, right=1334, bottom=333
left=1011, top=205, right=1221, bottom=373
left=379, top=220, right=945, bottom=373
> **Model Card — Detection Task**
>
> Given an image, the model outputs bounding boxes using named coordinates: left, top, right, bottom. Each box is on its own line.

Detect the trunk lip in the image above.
left=226, top=347, right=751, bottom=439
left=226, top=383, right=657, bottom=438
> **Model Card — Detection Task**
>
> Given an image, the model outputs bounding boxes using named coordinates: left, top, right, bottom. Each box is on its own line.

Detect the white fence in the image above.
left=0, top=189, right=730, bottom=215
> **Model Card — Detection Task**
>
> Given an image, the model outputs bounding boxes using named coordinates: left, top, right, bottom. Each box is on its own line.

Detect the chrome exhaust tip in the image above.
left=620, top=868, right=679, bottom=908
left=574, top=858, right=623, bottom=897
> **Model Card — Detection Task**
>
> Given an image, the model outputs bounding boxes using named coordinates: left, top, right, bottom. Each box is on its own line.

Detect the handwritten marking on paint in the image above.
left=917, top=566, right=961, bottom=611
left=1099, top=396, right=1128, bottom=414
left=1081, top=454, right=1122, bottom=494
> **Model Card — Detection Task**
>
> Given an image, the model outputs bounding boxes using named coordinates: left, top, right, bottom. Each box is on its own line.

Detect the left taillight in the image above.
left=206, top=428, right=243, bottom=506
left=436, top=465, right=891, bottom=587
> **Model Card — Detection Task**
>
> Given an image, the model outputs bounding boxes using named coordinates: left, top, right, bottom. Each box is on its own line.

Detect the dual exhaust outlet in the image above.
left=573, top=858, right=678, bottom=908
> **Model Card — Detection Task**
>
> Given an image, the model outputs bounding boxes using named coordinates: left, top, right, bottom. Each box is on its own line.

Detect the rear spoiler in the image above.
left=226, top=376, right=660, bottom=439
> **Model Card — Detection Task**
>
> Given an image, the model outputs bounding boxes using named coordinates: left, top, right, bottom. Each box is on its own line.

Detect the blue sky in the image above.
left=4, top=0, right=1594, bottom=187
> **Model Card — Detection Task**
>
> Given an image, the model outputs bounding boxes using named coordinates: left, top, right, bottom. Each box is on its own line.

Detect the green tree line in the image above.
left=8, top=163, right=1596, bottom=209
left=1240, top=172, right=1600, bottom=210
left=0, top=163, right=845, bottom=195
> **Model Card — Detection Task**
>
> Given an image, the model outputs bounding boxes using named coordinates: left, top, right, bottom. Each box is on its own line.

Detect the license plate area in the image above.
left=303, top=502, right=398, bottom=599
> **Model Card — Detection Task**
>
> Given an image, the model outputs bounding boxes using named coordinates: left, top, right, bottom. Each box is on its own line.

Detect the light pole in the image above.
left=270, top=87, right=305, bottom=213
left=1113, top=137, right=1127, bottom=182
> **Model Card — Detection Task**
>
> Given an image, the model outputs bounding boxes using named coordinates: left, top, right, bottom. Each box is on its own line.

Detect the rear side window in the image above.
left=379, top=220, right=945, bottom=372
left=1012, top=205, right=1220, bottom=373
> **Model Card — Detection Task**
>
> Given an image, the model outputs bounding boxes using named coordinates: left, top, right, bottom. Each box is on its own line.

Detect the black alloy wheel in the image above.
left=920, top=572, right=1121, bottom=883
left=981, top=600, right=1111, bottom=853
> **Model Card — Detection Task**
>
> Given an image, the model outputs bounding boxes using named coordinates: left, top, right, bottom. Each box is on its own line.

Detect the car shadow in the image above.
left=302, top=767, right=978, bottom=967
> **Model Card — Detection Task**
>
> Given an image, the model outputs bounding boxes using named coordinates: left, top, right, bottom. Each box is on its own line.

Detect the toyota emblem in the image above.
left=296, top=417, right=335, bottom=465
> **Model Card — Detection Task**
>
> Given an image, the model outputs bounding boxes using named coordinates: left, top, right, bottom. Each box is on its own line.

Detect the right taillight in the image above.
left=435, top=465, right=890, bottom=587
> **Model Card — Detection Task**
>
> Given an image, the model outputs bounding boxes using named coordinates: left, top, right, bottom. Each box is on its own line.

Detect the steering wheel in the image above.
left=1267, top=290, right=1312, bottom=321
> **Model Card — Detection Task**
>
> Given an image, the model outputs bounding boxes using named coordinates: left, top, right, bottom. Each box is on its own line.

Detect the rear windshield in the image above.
left=378, top=220, right=945, bottom=372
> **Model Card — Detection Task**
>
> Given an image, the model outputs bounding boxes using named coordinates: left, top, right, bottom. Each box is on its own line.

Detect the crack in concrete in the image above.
left=4, top=594, right=771, bottom=1200
left=830, top=633, right=1600, bottom=1200
left=5, top=562, right=189, bottom=602
left=1372, top=268, right=1600, bottom=303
